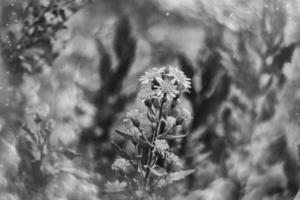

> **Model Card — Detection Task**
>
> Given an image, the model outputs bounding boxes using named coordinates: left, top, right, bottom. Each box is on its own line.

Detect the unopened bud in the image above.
left=132, top=119, right=140, bottom=127
left=144, top=99, right=152, bottom=108
left=152, top=98, right=160, bottom=109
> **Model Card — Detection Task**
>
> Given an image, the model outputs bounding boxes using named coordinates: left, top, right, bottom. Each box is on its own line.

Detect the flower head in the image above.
left=139, top=67, right=164, bottom=84
left=112, top=158, right=131, bottom=172
left=154, top=139, right=169, bottom=152
left=155, top=79, right=179, bottom=101
left=167, top=67, right=191, bottom=91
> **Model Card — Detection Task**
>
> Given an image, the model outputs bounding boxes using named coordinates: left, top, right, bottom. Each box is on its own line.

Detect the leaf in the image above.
left=95, top=37, right=112, bottom=83
left=113, top=16, right=135, bottom=61
left=158, top=132, right=189, bottom=140
left=115, top=129, right=152, bottom=147
left=150, top=165, right=168, bottom=177
left=166, top=169, right=195, bottom=183
left=147, top=112, right=157, bottom=123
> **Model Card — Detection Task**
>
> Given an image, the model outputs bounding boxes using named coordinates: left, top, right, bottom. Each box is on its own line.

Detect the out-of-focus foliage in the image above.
left=1, top=0, right=300, bottom=199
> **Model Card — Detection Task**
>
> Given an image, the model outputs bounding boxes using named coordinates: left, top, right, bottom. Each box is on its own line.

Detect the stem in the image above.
left=143, top=95, right=166, bottom=191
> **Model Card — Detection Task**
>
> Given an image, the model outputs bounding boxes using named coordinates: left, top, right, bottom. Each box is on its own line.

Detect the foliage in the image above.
left=80, top=15, right=138, bottom=149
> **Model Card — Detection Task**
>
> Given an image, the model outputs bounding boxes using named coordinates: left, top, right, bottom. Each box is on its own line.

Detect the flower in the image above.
left=154, top=139, right=169, bottom=152
left=155, top=79, right=179, bottom=101
left=139, top=67, right=164, bottom=84
left=167, top=67, right=191, bottom=91
left=112, top=158, right=131, bottom=172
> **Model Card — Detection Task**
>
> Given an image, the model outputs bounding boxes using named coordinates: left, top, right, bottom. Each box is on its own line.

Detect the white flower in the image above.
left=167, top=67, right=191, bottom=90
left=139, top=67, right=163, bottom=84
left=155, top=79, right=179, bottom=101
left=112, top=158, right=131, bottom=172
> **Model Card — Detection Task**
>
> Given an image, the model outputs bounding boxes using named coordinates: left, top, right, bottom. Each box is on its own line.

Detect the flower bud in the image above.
left=159, top=119, right=166, bottom=133
left=144, top=99, right=152, bottom=108
left=147, top=112, right=156, bottom=123
left=132, top=119, right=140, bottom=127
left=152, top=98, right=160, bottom=109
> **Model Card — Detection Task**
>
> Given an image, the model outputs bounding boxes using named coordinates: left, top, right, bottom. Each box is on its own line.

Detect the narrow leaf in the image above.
left=158, top=132, right=189, bottom=140
left=150, top=165, right=168, bottom=177
left=167, top=169, right=195, bottom=183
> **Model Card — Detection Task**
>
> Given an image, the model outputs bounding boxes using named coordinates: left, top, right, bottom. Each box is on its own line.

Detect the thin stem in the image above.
left=143, top=95, right=166, bottom=191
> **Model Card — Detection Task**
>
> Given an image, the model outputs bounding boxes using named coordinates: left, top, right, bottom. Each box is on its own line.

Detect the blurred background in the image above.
left=1, top=0, right=300, bottom=199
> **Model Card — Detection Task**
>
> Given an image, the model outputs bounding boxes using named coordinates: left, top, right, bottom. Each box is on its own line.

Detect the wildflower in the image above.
left=155, top=79, right=179, bottom=101
left=167, top=67, right=191, bottom=90
left=112, top=158, right=131, bottom=172
left=139, top=67, right=164, bottom=84
left=154, top=140, right=169, bottom=152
